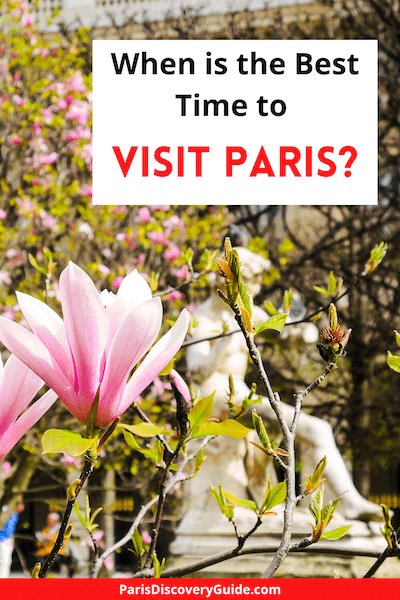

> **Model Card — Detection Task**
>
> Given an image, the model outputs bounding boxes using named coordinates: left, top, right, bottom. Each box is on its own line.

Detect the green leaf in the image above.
left=223, top=490, right=258, bottom=513
left=28, top=253, right=47, bottom=275
left=42, top=429, right=95, bottom=457
left=261, top=481, right=287, bottom=512
left=119, top=422, right=166, bottom=438
left=394, top=331, right=400, bottom=348
left=188, top=394, right=214, bottom=430
left=252, top=410, right=273, bottom=452
left=122, top=430, right=159, bottom=461
left=309, top=486, right=324, bottom=523
left=321, top=525, right=351, bottom=540
left=254, top=313, right=287, bottom=335
left=387, top=351, right=400, bottom=373
left=264, top=301, right=278, bottom=316
left=132, top=529, right=145, bottom=556
left=327, top=271, right=337, bottom=295
left=73, top=501, right=88, bottom=530
left=192, top=447, right=206, bottom=477
left=191, top=419, right=251, bottom=440
left=313, top=286, right=330, bottom=297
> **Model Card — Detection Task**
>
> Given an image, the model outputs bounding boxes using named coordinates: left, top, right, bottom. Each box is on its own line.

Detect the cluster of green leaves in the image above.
left=210, top=478, right=286, bottom=522
left=217, top=237, right=288, bottom=337
left=387, top=330, right=400, bottom=373
left=313, top=271, right=343, bottom=298
left=308, top=486, right=350, bottom=542
left=74, top=495, right=103, bottom=535
left=251, top=410, right=288, bottom=459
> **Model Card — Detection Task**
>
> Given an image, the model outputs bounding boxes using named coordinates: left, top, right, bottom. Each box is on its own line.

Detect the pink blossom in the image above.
left=66, top=101, right=89, bottom=126
left=0, top=209, right=7, bottom=220
left=39, top=152, right=58, bottom=165
left=0, top=272, right=12, bottom=286
left=147, top=232, right=169, bottom=246
left=6, top=249, right=25, bottom=266
left=41, top=214, right=57, bottom=229
left=67, top=73, right=86, bottom=93
left=174, top=265, right=189, bottom=280
left=8, top=134, right=21, bottom=146
left=98, top=264, right=110, bottom=276
left=168, top=291, right=184, bottom=302
left=80, top=184, right=92, bottom=198
left=141, top=531, right=151, bottom=545
left=169, top=370, right=191, bottom=403
left=135, top=207, right=152, bottom=224
left=0, top=353, right=56, bottom=460
left=150, top=377, right=168, bottom=398
left=21, top=12, right=34, bottom=27
left=164, top=245, right=180, bottom=262
left=112, top=275, right=124, bottom=289
left=12, top=94, right=25, bottom=107
left=151, top=205, right=170, bottom=212
left=163, top=215, right=185, bottom=233
left=60, top=454, right=81, bottom=468
left=0, top=263, right=190, bottom=427
left=33, top=120, right=41, bottom=135
left=1, top=461, right=12, bottom=476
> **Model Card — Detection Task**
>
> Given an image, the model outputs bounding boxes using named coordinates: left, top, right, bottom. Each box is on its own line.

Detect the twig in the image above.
left=159, top=541, right=387, bottom=578
left=363, top=525, right=400, bottom=578
left=38, top=453, right=96, bottom=578
left=89, top=531, right=101, bottom=578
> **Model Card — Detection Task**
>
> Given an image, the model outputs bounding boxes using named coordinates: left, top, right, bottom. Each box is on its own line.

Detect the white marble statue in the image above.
left=184, top=248, right=381, bottom=524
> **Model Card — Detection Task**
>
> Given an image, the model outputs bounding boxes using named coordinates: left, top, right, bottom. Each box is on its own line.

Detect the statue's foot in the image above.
left=341, top=498, right=383, bottom=522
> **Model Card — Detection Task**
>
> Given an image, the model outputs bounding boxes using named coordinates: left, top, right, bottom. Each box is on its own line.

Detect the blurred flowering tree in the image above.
left=0, top=0, right=229, bottom=532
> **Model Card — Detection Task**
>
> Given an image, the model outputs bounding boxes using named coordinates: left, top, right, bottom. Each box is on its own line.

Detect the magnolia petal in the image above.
left=0, top=354, right=43, bottom=435
left=0, top=316, right=78, bottom=416
left=59, top=262, right=107, bottom=404
left=97, top=297, right=162, bottom=425
left=106, top=270, right=152, bottom=341
left=170, top=369, right=191, bottom=403
left=16, top=291, right=74, bottom=382
left=0, top=389, right=57, bottom=459
left=118, top=309, right=190, bottom=416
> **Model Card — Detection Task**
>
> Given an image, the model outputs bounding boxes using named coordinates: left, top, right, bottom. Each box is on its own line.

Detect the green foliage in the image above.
left=119, top=422, right=168, bottom=438
left=74, top=495, right=103, bottom=534
left=254, top=313, right=287, bottom=335
left=210, top=479, right=286, bottom=520
left=308, top=485, right=346, bottom=542
left=188, top=394, right=250, bottom=439
left=380, top=503, right=396, bottom=548
left=304, top=456, right=327, bottom=495
left=251, top=410, right=289, bottom=458
left=189, top=419, right=250, bottom=440
left=41, top=429, right=96, bottom=457
left=259, top=479, right=287, bottom=515
left=364, top=242, right=388, bottom=275
left=313, top=271, right=343, bottom=297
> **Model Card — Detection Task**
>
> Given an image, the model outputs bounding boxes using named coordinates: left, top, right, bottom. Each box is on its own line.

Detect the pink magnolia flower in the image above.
left=164, top=245, right=180, bottom=262
left=168, top=290, right=184, bottom=302
left=169, top=370, right=191, bottom=403
left=135, top=207, right=152, bottom=224
left=0, top=263, right=190, bottom=428
left=0, top=354, right=56, bottom=460
left=147, top=231, right=169, bottom=246
left=8, top=134, right=21, bottom=146
left=39, top=152, right=58, bottom=165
